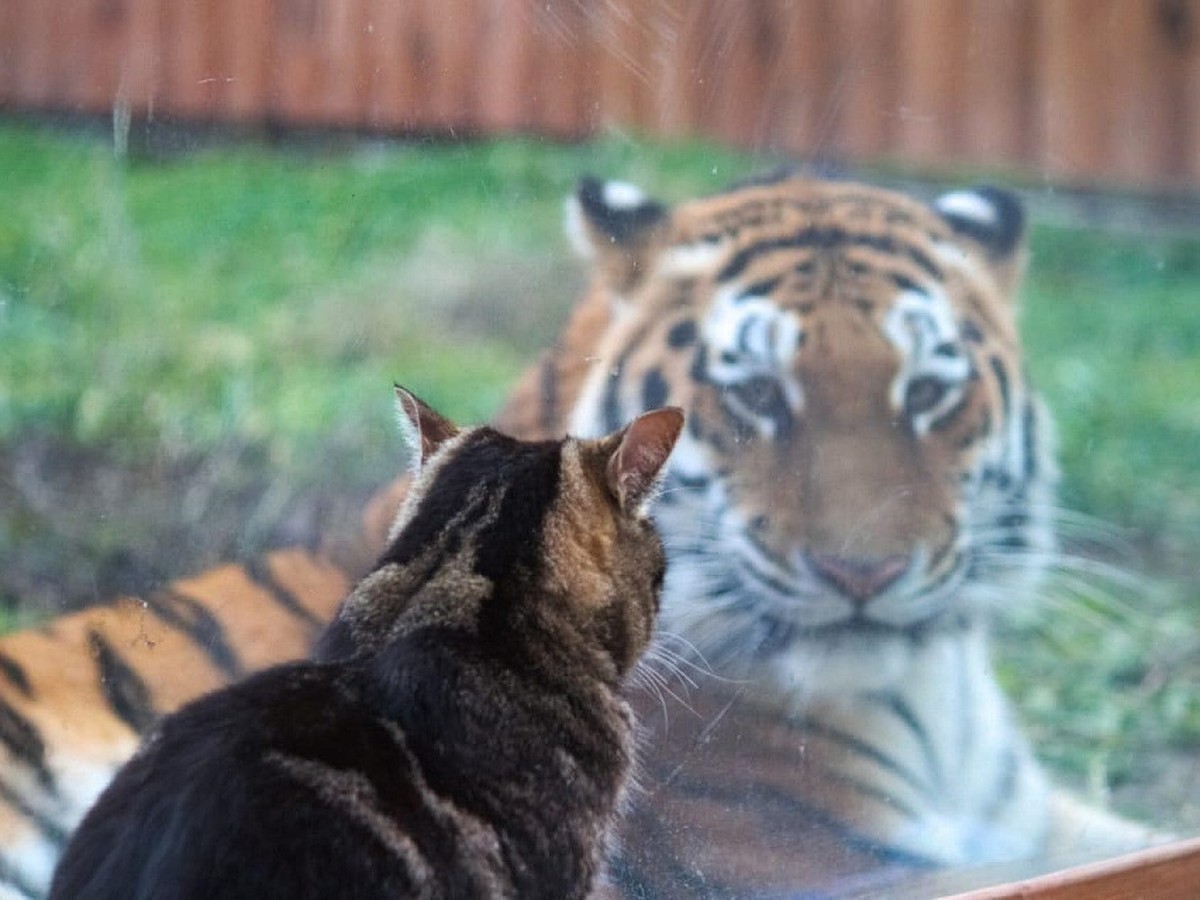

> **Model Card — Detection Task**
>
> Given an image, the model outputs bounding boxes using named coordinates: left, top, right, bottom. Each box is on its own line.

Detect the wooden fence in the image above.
left=2, top=0, right=1199, bottom=189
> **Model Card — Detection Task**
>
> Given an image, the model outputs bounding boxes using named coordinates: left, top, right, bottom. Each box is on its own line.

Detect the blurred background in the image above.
left=2, top=0, right=1199, bottom=836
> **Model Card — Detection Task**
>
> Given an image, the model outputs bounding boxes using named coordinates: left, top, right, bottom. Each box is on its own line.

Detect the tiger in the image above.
left=0, top=173, right=1164, bottom=899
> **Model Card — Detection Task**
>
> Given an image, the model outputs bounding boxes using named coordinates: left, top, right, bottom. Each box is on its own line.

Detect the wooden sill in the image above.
left=948, top=836, right=1200, bottom=899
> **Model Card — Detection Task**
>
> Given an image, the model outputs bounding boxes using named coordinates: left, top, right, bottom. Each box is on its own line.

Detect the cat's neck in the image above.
left=324, top=558, right=625, bottom=697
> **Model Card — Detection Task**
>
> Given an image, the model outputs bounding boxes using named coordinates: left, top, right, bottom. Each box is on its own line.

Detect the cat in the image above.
left=49, top=387, right=684, bottom=900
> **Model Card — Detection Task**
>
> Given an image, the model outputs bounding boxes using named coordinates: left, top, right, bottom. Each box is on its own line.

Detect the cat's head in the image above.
left=319, top=388, right=683, bottom=680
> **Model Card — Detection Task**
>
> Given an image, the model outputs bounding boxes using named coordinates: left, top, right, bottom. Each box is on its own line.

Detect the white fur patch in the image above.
left=3, top=834, right=59, bottom=897
left=935, top=190, right=998, bottom=226
left=654, top=241, right=727, bottom=277
left=883, top=286, right=968, bottom=434
left=602, top=180, right=648, bottom=210
left=563, top=194, right=594, bottom=260
left=701, top=283, right=804, bottom=416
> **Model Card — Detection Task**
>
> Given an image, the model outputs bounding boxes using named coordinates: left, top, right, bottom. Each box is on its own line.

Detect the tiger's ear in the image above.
left=393, top=385, right=460, bottom=471
left=933, top=186, right=1027, bottom=297
left=605, top=407, right=684, bottom=513
left=566, top=177, right=670, bottom=293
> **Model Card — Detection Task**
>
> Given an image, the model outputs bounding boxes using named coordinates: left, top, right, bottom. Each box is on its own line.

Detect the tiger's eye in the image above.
left=721, top=376, right=794, bottom=439
left=730, top=377, right=788, bottom=420
left=905, top=376, right=948, bottom=416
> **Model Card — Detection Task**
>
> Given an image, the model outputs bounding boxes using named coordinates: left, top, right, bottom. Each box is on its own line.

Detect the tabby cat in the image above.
left=1, top=174, right=1164, bottom=899
left=47, top=389, right=684, bottom=900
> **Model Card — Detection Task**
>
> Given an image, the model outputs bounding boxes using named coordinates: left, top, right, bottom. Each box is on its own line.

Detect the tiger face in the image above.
left=565, top=175, right=1055, bottom=698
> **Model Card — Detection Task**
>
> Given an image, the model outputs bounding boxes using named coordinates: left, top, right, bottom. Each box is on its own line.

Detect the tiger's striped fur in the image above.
left=0, top=550, right=348, bottom=897
left=0, top=174, right=1161, bottom=898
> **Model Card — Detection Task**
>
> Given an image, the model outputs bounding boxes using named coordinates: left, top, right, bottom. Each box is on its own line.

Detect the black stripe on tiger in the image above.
left=0, top=696, right=55, bottom=791
left=808, top=764, right=922, bottom=820
left=242, top=555, right=324, bottom=632
left=717, top=229, right=944, bottom=284
left=792, top=718, right=938, bottom=806
left=865, top=692, right=943, bottom=791
left=600, top=337, right=650, bottom=436
left=87, top=630, right=158, bottom=735
left=642, top=368, right=669, bottom=412
left=1021, top=395, right=1041, bottom=480
left=143, top=588, right=245, bottom=681
left=662, top=770, right=937, bottom=869
left=0, top=857, right=43, bottom=900
left=0, top=777, right=70, bottom=849
left=989, top=355, right=1011, bottom=423
left=982, top=743, right=1021, bottom=820
left=665, top=318, right=697, bottom=349
left=0, top=652, right=33, bottom=699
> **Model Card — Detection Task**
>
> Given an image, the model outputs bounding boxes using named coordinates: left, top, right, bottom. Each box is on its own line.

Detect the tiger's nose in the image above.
left=808, top=553, right=910, bottom=603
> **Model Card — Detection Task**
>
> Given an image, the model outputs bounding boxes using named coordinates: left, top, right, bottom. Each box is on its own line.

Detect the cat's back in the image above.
left=49, top=662, right=494, bottom=900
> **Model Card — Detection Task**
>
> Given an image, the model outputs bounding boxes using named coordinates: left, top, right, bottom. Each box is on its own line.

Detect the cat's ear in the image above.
left=605, top=407, right=684, bottom=513
left=393, top=385, right=460, bottom=471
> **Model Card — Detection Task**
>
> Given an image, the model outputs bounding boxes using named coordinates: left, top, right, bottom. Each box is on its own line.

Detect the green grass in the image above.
left=1023, top=225, right=1200, bottom=560
left=2, top=121, right=1198, bottom=826
left=995, top=222, right=1200, bottom=816
left=1, top=125, right=755, bottom=465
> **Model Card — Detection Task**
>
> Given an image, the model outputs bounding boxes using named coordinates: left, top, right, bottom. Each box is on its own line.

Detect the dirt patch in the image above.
left=0, top=433, right=373, bottom=620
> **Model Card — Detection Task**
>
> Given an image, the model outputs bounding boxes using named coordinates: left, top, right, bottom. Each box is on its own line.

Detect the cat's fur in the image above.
left=49, top=389, right=683, bottom=900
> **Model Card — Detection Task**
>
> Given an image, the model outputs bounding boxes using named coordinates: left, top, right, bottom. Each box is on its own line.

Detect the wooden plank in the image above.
left=754, top=0, right=823, bottom=156
left=895, top=0, right=967, bottom=165
left=826, top=0, right=897, bottom=163
left=405, top=0, right=438, bottom=130
left=271, top=0, right=327, bottom=125
left=82, top=0, right=133, bottom=115
left=164, top=0, right=223, bottom=119
left=527, top=0, right=590, bottom=138
left=1186, top=0, right=1200, bottom=184
left=659, top=0, right=702, bottom=136
left=223, top=0, right=274, bottom=122
left=363, top=0, right=421, bottom=130
left=51, top=0, right=92, bottom=112
left=569, top=0, right=601, bottom=138
left=708, top=3, right=774, bottom=149
left=119, top=0, right=162, bottom=118
left=661, top=0, right=720, bottom=137
left=1035, top=0, right=1110, bottom=183
left=0, top=0, right=12, bottom=106
left=963, top=0, right=1035, bottom=168
left=1151, top=0, right=1199, bottom=185
left=362, top=0, right=400, bottom=129
left=1104, top=1, right=1175, bottom=184
left=15, top=0, right=57, bottom=106
left=593, top=0, right=651, bottom=134
left=425, top=0, right=481, bottom=132
left=949, top=836, right=1200, bottom=900
left=474, top=0, right=533, bottom=134
left=317, top=0, right=370, bottom=126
